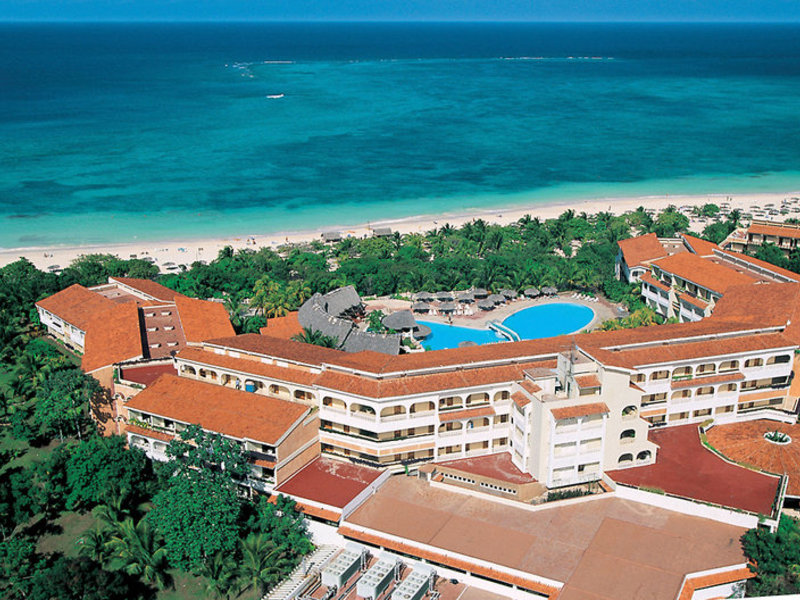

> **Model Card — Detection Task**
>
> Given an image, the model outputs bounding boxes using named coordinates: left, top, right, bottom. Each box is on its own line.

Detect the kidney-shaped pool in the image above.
left=418, top=302, right=595, bottom=351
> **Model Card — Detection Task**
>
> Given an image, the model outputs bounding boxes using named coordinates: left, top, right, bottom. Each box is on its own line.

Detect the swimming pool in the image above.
left=418, top=303, right=594, bottom=351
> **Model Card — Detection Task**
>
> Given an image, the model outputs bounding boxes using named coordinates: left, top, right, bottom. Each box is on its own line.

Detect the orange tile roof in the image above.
left=520, top=379, right=543, bottom=394
left=438, top=406, right=496, bottom=422
left=617, top=233, right=668, bottom=268
left=551, top=402, right=608, bottom=420
left=574, top=374, right=601, bottom=389
left=651, top=252, right=757, bottom=294
left=126, top=374, right=309, bottom=444
left=110, top=277, right=185, bottom=302
left=253, top=458, right=276, bottom=469
left=512, top=391, right=531, bottom=409
left=259, top=312, right=303, bottom=340
left=36, top=284, right=116, bottom=331
left=176, top=347, right=320, bottom=387
left=749, top=221, right=800, bottom=240
left=640, top=271, right=671, bottom=292
left=677, top=567, right=754, bottom=600
left=126, top=423, right=174, bottom=442
left=715, top=249, right=800, bottom=282
left=174, top=296, right=235, bottom=343
left=680, top=234, right=719, bottom=257
left=670, top=372, right=744, bottom=390
left=677, top=291, right=710, bottom=310
left=293, top=502, right=341, bottom=523
left=82, top=302, right=144, bottom=372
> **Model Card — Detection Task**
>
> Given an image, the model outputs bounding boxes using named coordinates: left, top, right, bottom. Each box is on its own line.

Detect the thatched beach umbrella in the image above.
left=456, top=292, right=474, bottom=303
left=542, top=286, right=558, bottom=296
left=411, top=302, right=431, bottom=313
left=412, top=324, right=431, bottom=339
left=435, top=291, right=454, bottom=302
left=439, top=302, right=457, bottom=313
left=487, top=294, right=505, bottom=305
left=382, top=310, right=417, bottom=331
left=477, top=299, right=495, bottom=311
left=472, top=288, right=489, bottom=298
left=500, top=289, right=517, bottom=300
left=414, top=292, right=434, bottom=302
left=524, top=287, right=540, bottom=298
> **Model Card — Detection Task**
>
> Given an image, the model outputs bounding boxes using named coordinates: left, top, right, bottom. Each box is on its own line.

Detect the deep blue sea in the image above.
left=2, top=23, right=800, bottom=249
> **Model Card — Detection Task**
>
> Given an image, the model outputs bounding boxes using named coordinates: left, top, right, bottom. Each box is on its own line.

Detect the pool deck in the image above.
left=365, top=293, right=617, bottom=332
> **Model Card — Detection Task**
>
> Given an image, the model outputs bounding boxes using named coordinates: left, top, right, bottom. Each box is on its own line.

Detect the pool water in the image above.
left=419, top=303, right=594, bottom=351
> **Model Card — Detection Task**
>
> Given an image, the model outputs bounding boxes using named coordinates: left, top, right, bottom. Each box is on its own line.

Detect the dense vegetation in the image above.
left=741, top=515, right=800, bottom=595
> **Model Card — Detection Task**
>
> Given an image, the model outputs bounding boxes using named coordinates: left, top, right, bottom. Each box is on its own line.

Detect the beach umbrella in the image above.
left=500, top=289, right=517, bottom=300
left=524, top=287, right=540, bottom=298
left=472, top=288, right=489, bottom=298
left=543, top=286, right=558, bottom=296
left=411, top=302, right=431, bottom=313
left=435, top=291, right=454, bottom=301
left=477, top=299, right=495, bottom=311
left=487, top=294, right=505, bottom=305
left=439, top=302, right=457, bottom=312
left=458, top=341, right=478, bottom=348
left=414, top=292, right=434, bottom=302
left=412, top=324, right=431, bottom=339
left=456, top=292, right=474, bottom=303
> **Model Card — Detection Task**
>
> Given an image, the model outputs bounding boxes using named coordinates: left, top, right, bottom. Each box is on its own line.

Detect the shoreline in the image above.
left=2, top=187, right=799, bottom=271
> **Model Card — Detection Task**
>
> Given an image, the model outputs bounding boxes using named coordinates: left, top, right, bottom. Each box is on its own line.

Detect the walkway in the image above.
left=706, top=419, right=800, bottom=497
left=607, top=424, right=780, bottom=515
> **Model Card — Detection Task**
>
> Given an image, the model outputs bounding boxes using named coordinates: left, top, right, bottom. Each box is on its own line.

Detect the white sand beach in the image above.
left=2, top=189, right=798, bottom=271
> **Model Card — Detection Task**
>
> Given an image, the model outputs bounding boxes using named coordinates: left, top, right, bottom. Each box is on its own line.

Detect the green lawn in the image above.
left=157, top=572, right=208, bottom=600
left=37, top=510, right=101, bottom=558
left=0, top=429, right=60, bottom=472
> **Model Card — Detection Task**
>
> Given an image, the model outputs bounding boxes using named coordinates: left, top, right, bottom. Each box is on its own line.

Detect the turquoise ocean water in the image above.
left=2, top=23, right=800, bottom=249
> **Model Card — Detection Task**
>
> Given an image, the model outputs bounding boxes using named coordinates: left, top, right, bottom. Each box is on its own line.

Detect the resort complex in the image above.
left=32, top=226, right=800, bottom=600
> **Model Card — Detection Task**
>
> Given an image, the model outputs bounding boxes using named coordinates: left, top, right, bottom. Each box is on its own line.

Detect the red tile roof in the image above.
left=438, top=406, right=495, bottom=422
left=126, top=423, right=174, bottom=442
left=677, top=567, right=754, bottom=600
left=551, top=402, right=608, bottom=420
left=435, top=452, right=536, bottom=485
left=82, top=302, right=144, bottom=372
left=651, top=252, right=757, bottom=294
left=126, top=374, right=309, bottom=444
left=174, top=296, right=235, bottom=343
left=677, top=291, right=709, bottom=310
left=749, top=221, right=800, bottom=240
left=670, top=371, right=744, bottom=390
left=119, top=363, right=177, bottom=387
left=512, top=391, right=531, bottom=409
left=608, top=424, right=781, bottom=514
left=519, top=379, right=543, bottom=394
left=574, top=374, right=601, bottom=389
left=715, top=248, right=800, bottom=282
left=680, top=233, right=719, bottom=257
left=259, top=312, right=303, bottom=340
left=176, top=347, right=320, bottom=387
left=110, top=277, right=185, bottom=302
left=639, top=271, right=671, bottom=292
left=36, top=284, right=116, bottom=331
left=617, top=233, right=668, bottom=268
left=274, top=456, right=383, bottom=508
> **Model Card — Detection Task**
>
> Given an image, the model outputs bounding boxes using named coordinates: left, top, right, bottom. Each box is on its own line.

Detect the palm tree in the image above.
left=78, top=527, right=111, bottom=563
left=238, top=533, right=293, bottom=596
left=251, top=275, right=280, bottom=316
left=105, top=517, right=172, bottom=590
left=291, top=327, right=339, bottom=349
left=12, top=351, right=48, bottom=399
left=286, top=280, right=311, bottom=306
left=265, top=289, right=294, bottom=319
left=201, top=551, right=240, bottom=600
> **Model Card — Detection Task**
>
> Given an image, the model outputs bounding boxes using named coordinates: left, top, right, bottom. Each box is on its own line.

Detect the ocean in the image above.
left=2, top=22, right=800, bottom=249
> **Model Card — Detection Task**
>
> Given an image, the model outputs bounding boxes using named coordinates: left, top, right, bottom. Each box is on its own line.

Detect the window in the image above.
left=767, top=354, right=791, bottom=365
left=620, top=429, right=636, bottom=441
left=622, top=406, right=638, bottom=418
left=744, top=358, right=764, bottom=368
left=637, top=450, right=652, bottom=462
left=650, top=370, right=670, bottom=381
left=693, top=408, right=712, bottom=418
left=618, top=453, right=634, bottom=465
left=718, top=360, right=738, bottom=372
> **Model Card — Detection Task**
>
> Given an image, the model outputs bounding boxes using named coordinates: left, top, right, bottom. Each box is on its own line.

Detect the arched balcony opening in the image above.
left=439, top=421, right=463, bottom=434
left=466, top=417, right=490, bottom=430
left=409, top=401, right=435, bottom=415
left=767, top=354, right=792, bottom=366
left=719, top=383, right=738, bottom=394
left=350, top=403, right=376, bottom=420
left=696, top=386, right=714, bottom=398
left=696, top=363, right=716, bottom=376
left=744, top=358, right=764, bottom=368
left=322, top=396, right=346, bottom=411
left=466, top=392, right=490, bottom=407
left=718, top=360, right=738, bottom=373
left=181, top=365, right=197, bottom=376
left=637, top=450, right=652, bottom=463
left=294, top=390, right=315, bottom=402
left=618, top=453, right=634, bottom=465
left=671, top=366, right=692, bottom=379
left=380, top=406, right=407, bottom=420
left=493, top=390, right=511, bottom=403
left=622, top=405, right=638, bottom=419
left=244, top=379, right=262, bottom=393
left=268, top=384, right=291, bottom=399
left=198, top=369, right=218, bottom=382
left=671, top=390, right=692, bottom=401
left=649, top=370, right=670, bottom=381
left=620, top=429, right=636, bottom=443
left=439, top=395, right=463, bottom=411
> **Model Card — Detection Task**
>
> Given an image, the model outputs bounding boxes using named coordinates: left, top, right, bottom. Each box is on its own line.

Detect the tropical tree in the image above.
left=250, top=275, right=280, bottom=316
left=105, top=517, right=172, bottom=590
left=238, top=533, right=292, bottom=596
left=201, top=550, right=241, bottom=600
left=291, top=327, right=339, bottom=348
left=77, top=528, right=111, bottom=564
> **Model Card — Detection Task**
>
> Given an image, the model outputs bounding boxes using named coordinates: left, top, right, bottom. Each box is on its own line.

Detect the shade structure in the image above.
left=435, top=291, right=454, bottom=301
left=413, top=291, right=434, bottom=302
left=412, top=324, right=431, bottom=339
left=472, top=288, right=489, bottom=298
left=500, top=289, right=517, bottom=300
left=411, top=302, right=431, bottom=313
left=487, top=293, right=506, bottom=305
left=458, top=340, right=478, bottom=347
left=456, top=292, right=474, bottom=303
left=477, top=299, right=495, bottom=310
left=524, top=287, right=540, bottom=298
left=542, top=286, right=558, bottom=296
left=438, top=302, right=457, bottom=312
left=382, top=310, right=417, bottom=331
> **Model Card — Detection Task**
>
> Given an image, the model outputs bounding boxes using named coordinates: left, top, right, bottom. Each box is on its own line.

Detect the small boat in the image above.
left=266, top=94, right=285, bottom=99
